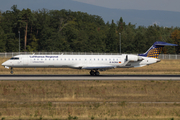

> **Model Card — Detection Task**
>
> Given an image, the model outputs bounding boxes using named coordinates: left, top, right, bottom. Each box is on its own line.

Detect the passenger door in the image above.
left=23, top=56, right=29, bottom=66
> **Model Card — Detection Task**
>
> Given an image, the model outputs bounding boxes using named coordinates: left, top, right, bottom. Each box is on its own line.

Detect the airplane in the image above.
left=1, top=41, right=178, bottom=75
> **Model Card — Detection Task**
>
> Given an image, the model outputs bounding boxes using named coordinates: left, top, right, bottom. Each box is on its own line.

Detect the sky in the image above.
left=73, top=0, right=180, bottom=12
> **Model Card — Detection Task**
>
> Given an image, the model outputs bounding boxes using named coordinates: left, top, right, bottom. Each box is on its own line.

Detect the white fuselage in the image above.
left=2, top=54, right=160, bottom=70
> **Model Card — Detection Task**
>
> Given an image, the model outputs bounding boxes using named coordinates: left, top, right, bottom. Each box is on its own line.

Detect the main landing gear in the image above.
left=90, top=70, right=100, bottom=76
left=10, top=67, right=13, bottom=74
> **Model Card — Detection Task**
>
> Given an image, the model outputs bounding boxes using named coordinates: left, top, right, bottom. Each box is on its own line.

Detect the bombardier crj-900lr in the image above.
left=2, top=41, right=178, bottom=75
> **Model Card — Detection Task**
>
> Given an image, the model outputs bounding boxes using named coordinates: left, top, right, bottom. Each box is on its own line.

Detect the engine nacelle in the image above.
left=126, top=55, right=144, bottom=61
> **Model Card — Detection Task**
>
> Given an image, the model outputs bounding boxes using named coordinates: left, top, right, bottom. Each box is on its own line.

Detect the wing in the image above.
left=81, top=65, right=116, bottom=71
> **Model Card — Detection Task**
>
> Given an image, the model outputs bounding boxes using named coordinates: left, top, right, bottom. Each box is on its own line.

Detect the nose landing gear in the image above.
left=90, top=70, right=100, bottom=76
left=10, top=67, right=13, bottom=74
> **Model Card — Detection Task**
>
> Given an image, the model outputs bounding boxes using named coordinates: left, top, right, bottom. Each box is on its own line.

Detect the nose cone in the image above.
left=2, top=62, right=5, bottom=66
left=2, top=61, right=8, bottom=66
left=2, top=61, right=10, bottom=69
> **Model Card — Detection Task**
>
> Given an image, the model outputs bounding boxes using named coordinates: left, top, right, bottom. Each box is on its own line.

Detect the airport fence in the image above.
left=0, top=52, right=180, bottom=59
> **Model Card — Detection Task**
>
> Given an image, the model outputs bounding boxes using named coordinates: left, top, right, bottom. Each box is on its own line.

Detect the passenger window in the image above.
left=94, top=58, right=95, bottom=61
left=75, top=59, right=77, bottom=61
left=102, top=59, right=103, bottom=61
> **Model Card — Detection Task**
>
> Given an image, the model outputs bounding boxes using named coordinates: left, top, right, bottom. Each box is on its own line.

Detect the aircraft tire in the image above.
left=90, top=70, right=95, bottom=76
left=95, top=71, right=100, bottom=76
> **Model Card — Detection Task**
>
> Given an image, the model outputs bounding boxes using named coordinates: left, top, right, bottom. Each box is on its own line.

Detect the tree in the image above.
left=121, top=24, right=135, bottom=53
left=105, top=20, right=118, bottom=52
left=0, top=26, right=6, bottom=51
left=117, top=17, right=125, bottom=33
left=27, top=35, right=38, bottom=52
left=133, top=32, right=147, bottom=53
left=0, top=5, right=21, bottom=52
left=0, top=5, right=179, bottom=53
left=18, top=8, right=33, bottom=51
left=171, top=30, right=180, bottom=53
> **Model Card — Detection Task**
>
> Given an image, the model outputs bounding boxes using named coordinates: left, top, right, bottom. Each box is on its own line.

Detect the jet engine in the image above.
left=126, top=55, right=144, bottom=61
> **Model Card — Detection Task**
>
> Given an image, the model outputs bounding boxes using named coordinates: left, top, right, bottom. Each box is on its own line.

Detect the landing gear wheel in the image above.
left=10, top=67, right=13, bottom=74
left=90, top=70, right=100, bottom=76
left=95, top=71, right=100, bottom=76
left=90, top=70, right=95, bottom=76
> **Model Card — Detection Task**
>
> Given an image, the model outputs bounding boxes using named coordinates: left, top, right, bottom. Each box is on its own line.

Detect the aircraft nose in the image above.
left=2, top=62, right=5, bottom=66
left=2, top=61, right=7, bottom=66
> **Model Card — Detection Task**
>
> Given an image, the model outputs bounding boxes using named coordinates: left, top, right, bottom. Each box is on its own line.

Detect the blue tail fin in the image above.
left=138, top=41, right=177, bottom=58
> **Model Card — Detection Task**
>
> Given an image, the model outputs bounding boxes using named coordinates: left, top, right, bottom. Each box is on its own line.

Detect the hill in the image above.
left=0, top=0, right=180, bottom=27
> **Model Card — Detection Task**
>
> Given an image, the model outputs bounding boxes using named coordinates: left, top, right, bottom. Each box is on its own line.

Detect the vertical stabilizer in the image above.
left=138, top=41, right=177, bottom=58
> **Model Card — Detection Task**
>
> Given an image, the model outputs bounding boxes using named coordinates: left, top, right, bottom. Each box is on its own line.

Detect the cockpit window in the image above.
left=10, top=57, right=19, bottom=60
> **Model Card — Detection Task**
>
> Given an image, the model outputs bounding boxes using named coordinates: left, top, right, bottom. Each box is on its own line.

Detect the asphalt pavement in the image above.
left=0, top=74, right=179, bottom=80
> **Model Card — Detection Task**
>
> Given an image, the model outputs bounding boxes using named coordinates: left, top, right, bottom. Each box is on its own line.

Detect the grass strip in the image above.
left=0, top=80, right=180, bottom=119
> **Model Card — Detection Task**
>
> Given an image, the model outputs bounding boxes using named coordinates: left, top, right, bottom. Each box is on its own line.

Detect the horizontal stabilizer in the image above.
left=154, top=41, right=178, bottom=46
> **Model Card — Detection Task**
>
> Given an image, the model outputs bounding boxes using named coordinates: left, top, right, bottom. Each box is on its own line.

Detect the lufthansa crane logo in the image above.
left=147, top=47, right=162, bottom=58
